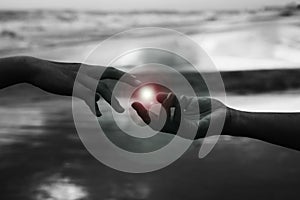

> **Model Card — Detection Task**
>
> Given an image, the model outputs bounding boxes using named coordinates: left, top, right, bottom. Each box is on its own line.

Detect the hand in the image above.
left=132, top=93, right=229, bottom=139
left=25, top=57, right=141, bottom=116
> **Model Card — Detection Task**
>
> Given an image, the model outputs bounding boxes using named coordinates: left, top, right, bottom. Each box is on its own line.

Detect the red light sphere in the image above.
left=131, top=83, right=171, bottom=108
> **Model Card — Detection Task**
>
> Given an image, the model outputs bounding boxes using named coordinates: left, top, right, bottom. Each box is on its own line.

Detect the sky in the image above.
left=0, top=0, right=297, bottom=11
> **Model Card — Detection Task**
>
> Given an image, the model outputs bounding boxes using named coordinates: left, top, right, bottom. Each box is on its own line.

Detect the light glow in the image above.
left=139, top=86, right=155, bottom=102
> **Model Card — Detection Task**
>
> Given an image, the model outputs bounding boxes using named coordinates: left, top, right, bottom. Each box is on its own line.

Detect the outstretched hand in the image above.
left=132, top=93, right=228, bottom=139
left=26, top=57, right=141, bottom=116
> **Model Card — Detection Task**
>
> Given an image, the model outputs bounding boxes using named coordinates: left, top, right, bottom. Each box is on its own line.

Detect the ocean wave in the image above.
left=0, top=9, right=299, bottom=68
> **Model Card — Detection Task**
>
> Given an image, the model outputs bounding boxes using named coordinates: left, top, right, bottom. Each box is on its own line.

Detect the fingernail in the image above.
left=117, top=106, right=125, bottom=113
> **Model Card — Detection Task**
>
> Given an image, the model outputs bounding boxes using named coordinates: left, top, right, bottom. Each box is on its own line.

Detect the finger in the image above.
left=132, top=102, right=151, bottom=124
left=160, top=93, right=174, bottom=120
left=73, top=83, right=102, bottom=117
left=88, top=67, right=141, bottom=87
left=77, top=73, right=124, bottom=113
left=156, top=92, right=169, bottom=103
left=85, top=96, right=102, bottom=117
left=102, top=67, right=141, bottom=86
left=157, top=92, right=179, bottom=106
left=157, top=92, right=181, bottom=123
left=180, top=95, right=197, bottom=110
left=93, top=102, right=101, bottom=117
left=95, top=94, right=100, bottom=102
left=97, top=82, right=125, bottom=113
left=173, top=97, right=181, bottom=124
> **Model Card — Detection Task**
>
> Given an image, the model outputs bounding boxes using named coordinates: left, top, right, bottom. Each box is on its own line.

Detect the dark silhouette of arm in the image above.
left=0, top=56, right=35, bottom=89
left=226, top=108, right=300, bottom=150
left=133, top=93, right=300, bottom=151
left=0, top=56, right=140, bottom=116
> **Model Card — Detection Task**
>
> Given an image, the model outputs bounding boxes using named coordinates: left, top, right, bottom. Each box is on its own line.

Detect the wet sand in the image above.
left=0, top=84, right=300, bottom=200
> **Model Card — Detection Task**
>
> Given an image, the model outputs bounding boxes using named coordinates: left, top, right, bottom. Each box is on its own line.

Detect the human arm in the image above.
left=227, top=108, right=300, bottom=151
left=132, top=92, right=300, bottom=151
left=0, top=56, right=141, bottom=116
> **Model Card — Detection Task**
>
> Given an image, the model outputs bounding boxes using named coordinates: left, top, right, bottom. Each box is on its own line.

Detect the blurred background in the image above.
left=1, top=0, right=300, bottom=199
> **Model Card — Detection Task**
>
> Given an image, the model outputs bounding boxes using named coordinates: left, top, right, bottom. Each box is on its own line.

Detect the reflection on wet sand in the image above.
left=0, top=107, right=45, bottom=145
left=0, top=91, right=300, bottom=200
left=0, top=96, right=154, bottom=200
left=35, top=174, right=88, bottom=200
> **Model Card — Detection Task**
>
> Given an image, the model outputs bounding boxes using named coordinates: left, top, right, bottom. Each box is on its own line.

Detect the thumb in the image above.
left=132, top=102, right=150, bottom=124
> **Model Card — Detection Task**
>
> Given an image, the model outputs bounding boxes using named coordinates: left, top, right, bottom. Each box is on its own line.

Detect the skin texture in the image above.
left=132, top=92, right=300, bottom=151
left=0, top=56, right=141, bottom=116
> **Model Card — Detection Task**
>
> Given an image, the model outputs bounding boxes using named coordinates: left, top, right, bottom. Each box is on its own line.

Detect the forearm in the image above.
left=0, top=56, right=36, bottom=89
left=224, top=107, right=300, bottom=150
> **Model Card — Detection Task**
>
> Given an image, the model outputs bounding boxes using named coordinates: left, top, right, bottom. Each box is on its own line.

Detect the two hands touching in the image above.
left=132, top=93, right=228, bottom=139
left=132, top=89, right=300, bottom=151
left=1, top=56, right=300, bottom=151
left=0, top=56, right=226, bottom=139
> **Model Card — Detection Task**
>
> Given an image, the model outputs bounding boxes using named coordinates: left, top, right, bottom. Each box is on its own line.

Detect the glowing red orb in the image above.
left=131, top=83, right=171, bottom=108
left=139, top=85, right=155, bottom=103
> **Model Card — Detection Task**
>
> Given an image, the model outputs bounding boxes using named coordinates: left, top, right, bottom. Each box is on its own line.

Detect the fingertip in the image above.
left=111, top=98, right=125, bottom=113
left=95, top=94, right=100, bottom=102
left=131, top=102, right=141, bottom=110
left=96, top=111, right=102, bottom=117
left=85, top=99, right=101, bottom=117
left=120, top=107, right=125, bottom=113
left=156, top=92, right=169, bottom=103
left=95, top=103, right=102, bottom=117
left=115, top=106, right=125, bottom=113
left=131, top=102, right=150, bottom=124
